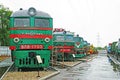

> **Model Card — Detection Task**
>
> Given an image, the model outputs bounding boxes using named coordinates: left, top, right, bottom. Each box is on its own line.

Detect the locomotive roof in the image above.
left=53, top=31, right=74, bottom=35
left=11, top=9, right=52, bottom=18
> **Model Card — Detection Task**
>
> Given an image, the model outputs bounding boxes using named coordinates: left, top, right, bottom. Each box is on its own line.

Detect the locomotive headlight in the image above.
left=28, top=7, right=36, bottom=16
left=44, top=37, right=50, bottom=42
left=14, top=37, right=19, bottom=43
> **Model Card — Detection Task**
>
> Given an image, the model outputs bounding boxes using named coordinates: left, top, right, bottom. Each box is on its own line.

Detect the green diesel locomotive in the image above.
left=53, top=28, right=75, bottom=61
left=74, top=35, right=86, bottom=58
left=9, top=7, right=53, bottom=69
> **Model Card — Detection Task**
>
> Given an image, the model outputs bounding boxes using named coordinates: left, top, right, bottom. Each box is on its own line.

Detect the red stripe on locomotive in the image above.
left=54, top=46, right=74, bottom=49
left=10, top=27, right=53, bottom=30
left=10, top=34, right=52, bottom=39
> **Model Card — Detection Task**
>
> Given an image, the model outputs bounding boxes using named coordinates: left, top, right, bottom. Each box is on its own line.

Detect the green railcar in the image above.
left=115, top=40, right=120, bottom=61
left=73, top=35, right=86, bottom=58
left=9, top=7, right=53, bottom=69
left=111, top=41, right=117, bottom=54
left=53, top=28, right=75, bottom=61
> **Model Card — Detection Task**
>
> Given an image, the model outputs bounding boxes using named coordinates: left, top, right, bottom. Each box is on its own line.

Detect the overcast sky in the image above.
left=1, top=0, right=120, bottom=47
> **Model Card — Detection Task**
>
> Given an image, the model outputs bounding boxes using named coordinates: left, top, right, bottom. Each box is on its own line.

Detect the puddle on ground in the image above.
left=48, top=51, right=120, bottom=80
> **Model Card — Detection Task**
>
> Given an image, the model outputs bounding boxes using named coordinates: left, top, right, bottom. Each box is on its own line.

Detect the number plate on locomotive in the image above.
left=20, top=44, right=44, bottom=49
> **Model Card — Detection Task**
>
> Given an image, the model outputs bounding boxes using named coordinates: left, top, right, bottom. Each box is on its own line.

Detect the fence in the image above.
left=0, top=46, right=11, bottom=56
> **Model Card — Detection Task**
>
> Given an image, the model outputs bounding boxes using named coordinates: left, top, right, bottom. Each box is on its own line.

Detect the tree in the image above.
left=0, top=4, right=12, bottom=46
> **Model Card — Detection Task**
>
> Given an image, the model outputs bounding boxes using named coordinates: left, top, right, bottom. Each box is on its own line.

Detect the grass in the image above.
left=3, top=71, right=55, bottom=80
left=0, top=55, right=10, bottom=61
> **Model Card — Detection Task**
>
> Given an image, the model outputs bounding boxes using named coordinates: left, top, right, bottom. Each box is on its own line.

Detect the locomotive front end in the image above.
left=9, top=7, right=53, bottom=69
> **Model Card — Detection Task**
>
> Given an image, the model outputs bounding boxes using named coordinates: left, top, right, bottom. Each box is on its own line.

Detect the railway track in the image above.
left=0, top=57, right=14, bottom=80
left=0, top=63, right=14, bottom=80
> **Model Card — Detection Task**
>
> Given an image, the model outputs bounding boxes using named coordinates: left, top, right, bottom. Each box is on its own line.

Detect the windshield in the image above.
left=14, top=18, right=30, bottom=27
left=80, top=38, right=83, bottom=42
left=74, top=37, right=79, bottom=42
left=56, top=36, right=64, bottom=41
left=66, top=35, right=73, bottom=41
left=118, top=42, right=120, bottom=49
left=35, top=18, right=49, bottom=27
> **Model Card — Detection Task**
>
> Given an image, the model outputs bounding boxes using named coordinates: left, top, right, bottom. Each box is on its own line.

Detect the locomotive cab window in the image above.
left=74, top=38, right=79, bottom=42
left=117, top=42, right=120, bottom=49
left=14, top=18, right=30, bottom=27
left=80, top=39, right=83, bottom=42
left=66, top=35, right=73, bottom=41
left=56, top=36, right=64, bottom=41
left=35, top=18, right=49, bottom=27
